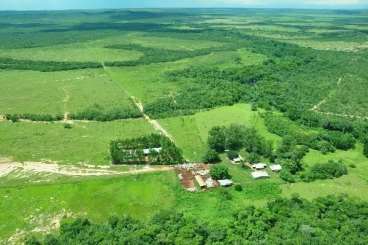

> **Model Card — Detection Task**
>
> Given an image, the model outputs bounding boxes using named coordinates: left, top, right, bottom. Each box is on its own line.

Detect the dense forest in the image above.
left=27, top=195, right=368, bottom=245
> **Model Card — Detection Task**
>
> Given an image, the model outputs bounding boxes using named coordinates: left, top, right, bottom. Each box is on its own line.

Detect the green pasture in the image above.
left=0, top=69, right=135, bottom=115
left=159, top=104, right=281, bottom=161
left=0, top=119, right=154, bottom=164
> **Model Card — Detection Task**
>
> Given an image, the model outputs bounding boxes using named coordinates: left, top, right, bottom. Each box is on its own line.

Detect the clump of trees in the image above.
left=110, top=134, right=184, bottom=165
left=210, top=165, right=231, bottom=180
left=202, top=149, right=220, bottom=163
left=70, top=104, right=142, bottom=121
left=302, top=160, right=348, bottom=182
left=27, top=195, right=368, bottom=245
left=207, top=124, right=273, bottom=160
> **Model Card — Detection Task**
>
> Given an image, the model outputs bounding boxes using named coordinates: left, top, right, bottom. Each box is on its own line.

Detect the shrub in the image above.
left=321, top=131, right=356, bottom=151
left=64, top=123, right=72, bottom=129
left=303, top=160, right=348, bottom=182
left=203, top=149, right=221, bottom=163
left=280, top=170, right=296, bottom=183
left=234, top=184, right=243, bottom=192
left=208, top=126, right=226, bottom=153
left=226, top=150, right=239, bottom=160
left=210, top=165, right=231, bottom=180
left=364, top=138, right=368, bottom=158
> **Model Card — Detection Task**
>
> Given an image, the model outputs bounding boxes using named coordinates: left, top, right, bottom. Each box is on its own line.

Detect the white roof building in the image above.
left=270, top=164, right=282, bottom=172
left=218, top=179, right=233, bottom=187
left=252, top=163, right=267, bottom=170
left=251, top=171, right=270, bottom=179
left=206, top=178, right=216, bottom=188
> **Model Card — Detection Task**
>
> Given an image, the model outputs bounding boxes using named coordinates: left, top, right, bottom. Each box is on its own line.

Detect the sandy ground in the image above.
left=0, top=158, right=173, bottom=178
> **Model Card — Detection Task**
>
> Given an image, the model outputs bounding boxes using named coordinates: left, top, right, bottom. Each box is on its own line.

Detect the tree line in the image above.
left=27, top=195, right=368, bottom=245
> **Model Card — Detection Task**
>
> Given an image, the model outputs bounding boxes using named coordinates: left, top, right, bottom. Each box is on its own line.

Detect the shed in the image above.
left=195, top=175, right=206, bottom=188
left=206, top=178, right=216, bottom=188
left=143, top=149, right=151, bottom=155
left=251, top=171, right=270, bottom=179
left=218, top=179, right=233, bottom=187
left=270, top=164, right=282, bottom=172
left=253, top=163, right=267, bottom=170
left=232, top=156, right=243, bottom=164
left=153, top=147, right=162, bottom=153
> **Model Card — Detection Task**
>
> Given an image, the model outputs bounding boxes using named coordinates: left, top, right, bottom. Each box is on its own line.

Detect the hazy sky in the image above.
left=0, top=0, right=367, bottom=10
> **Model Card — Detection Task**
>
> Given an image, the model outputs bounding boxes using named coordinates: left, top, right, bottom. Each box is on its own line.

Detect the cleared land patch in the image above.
left=159, top=104, right=281, bottom=161
left=0, top=69, right=137, bottom=117
left=0, top=119, right=155, bottom=164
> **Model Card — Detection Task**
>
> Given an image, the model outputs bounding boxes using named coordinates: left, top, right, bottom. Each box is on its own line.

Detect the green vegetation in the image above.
left=30, top=195, right=368, bottom=245
left=0, top=120, right=154, bottom=164
left=1, top=8, right=368, bottom=243
left=110, top=134, right=184, bottom=165
left=210, top=165, right=231, bottom=180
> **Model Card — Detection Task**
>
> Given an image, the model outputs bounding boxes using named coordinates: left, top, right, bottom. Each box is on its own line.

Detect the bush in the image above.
left=226, top=150, right=239, bottom=160
left=303, top=160, right=348, bottom=182
left=321, top=131, right=356, bottom=151
left=203, top=149, right=221, bottom=163
left=280, top=170, right=296, bottom=183
left=64, top=123, right=72, bottom=129
left=208, top=126, right=226, bottom=153
left=364, top=138, right=368, bottom=158
left=210, top=165, right=231, bottom=180
left=70, top=104, right=142, bottom=121
left=234, top=184, right=243, bottom=192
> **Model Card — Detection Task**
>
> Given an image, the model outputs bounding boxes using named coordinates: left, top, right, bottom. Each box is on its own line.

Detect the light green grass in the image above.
left=0, top=119, right=154, bottom=164
left=160, top=104, right=281, bottom=161
left=0, top=44, right=143, bottom=63
left=0, top=172, right=178, bottom=241
left=281, top=144, right=368, bottom=200
left=0, top=69, right=135, bottom=115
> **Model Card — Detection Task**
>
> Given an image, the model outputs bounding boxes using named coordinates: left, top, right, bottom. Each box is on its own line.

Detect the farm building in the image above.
left=252, top=163, right=267, bottom=170
left=232, top=156, right=243, bottom=164
left=143, top=147, right=162, bottom=155
left=251, top=171, right=270, bottom=179
left=270, top=164, right=282, bottom=172
left=205, top=178, right=216, bottom=188
left=195, top=175, right=206, bottom=188
left=218, top=179, right=233, bottom=187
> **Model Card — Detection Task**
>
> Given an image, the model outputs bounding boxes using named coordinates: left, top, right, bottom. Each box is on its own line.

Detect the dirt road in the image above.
left=0, top=158, right=173, bottom=178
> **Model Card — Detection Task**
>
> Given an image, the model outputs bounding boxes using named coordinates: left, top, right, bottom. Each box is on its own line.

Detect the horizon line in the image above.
left=0, top=6, right=367, bottom=12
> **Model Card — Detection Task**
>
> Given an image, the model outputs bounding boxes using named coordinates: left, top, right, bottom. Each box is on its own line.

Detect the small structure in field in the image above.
left=251, top=171, right=270, bottom=179
left=218, top=179, right=233, bottom=187
left=270, top=164, right=282, bottom=172
left=143, top=147, right=162, bottom=155
left=205, top=178, right=217, bottom=188
left=232, top=156, right=243, bottom=165
left=195, top=175, right=206, bottom=189
left=252, top=163, right=267, bottom=170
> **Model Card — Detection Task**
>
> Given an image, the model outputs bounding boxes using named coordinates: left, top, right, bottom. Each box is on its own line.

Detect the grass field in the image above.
left=159, top=104, right=281, bottom=161
left=1, top=8, right=368, bottom=243
left=0, top=119, right=154, bottom=164
left=0, top=69, right=137, bottom=116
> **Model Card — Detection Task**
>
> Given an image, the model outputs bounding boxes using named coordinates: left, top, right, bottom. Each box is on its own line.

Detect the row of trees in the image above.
left=27, top=195, right=368, bottom=244
left=70, top=104, right=142, bottom=121
left=0, top=57, right=102, bottom=72
left=110, top=134, right=184, bottom=165
left=6, top=113, right=63, bottom=122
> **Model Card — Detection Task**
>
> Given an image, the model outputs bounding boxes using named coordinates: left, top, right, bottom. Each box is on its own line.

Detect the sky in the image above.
left=0, top=0, right=367, bottom=10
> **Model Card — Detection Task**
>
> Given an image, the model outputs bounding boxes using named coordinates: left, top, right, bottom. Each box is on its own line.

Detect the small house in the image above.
left=143, top=149, right=151, bottom=155
left=195, top=175, right=206, bottom=188
left=252, top=163, right=267, bottom=170
left=232, top=156, right=243, bottom=165
left=251, top=171, right=270, bottom=179
left=218, top=179, right=233, bottom=187
left=270, top=164, right=282, bottom=172
left=206, top=178, right=216, bottom=188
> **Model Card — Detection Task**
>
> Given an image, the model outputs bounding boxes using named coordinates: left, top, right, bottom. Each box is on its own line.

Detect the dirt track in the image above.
left=0, top=158, right=173, bottom=178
